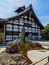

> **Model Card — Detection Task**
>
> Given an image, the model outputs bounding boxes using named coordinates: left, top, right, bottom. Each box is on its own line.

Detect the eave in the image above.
left=6, top=4, right=44, bottom=29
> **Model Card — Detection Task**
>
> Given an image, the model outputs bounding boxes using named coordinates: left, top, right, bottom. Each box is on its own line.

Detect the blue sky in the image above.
left=0, top=0, right=49, bottom=26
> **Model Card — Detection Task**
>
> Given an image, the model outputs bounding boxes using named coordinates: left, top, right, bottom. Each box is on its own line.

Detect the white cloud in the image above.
left=0, top=0, right=49, bottom=26
left=0, top=0, right=17, bottom=18
left=16, top=0, right=38, bottom=6
left=0, top=0, right=38, bottom=18
left=39, top=16, right=49, bottom=19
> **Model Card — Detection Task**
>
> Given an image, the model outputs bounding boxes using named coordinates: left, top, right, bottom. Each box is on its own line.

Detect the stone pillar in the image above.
left=28, top=33, right=32, bottom=40
left=20, top=26, right=25, bottom=42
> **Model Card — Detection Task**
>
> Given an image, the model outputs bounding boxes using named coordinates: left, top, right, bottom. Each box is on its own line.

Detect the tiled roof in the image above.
left=0, top=18, right=7, bottom=22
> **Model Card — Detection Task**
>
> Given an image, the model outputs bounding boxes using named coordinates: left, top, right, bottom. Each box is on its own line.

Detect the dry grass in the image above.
left=19, top=43, right=34, bottom=64
left=2, top=43, right=44, bottom=64
left=19, top=43, right=44, bottom=64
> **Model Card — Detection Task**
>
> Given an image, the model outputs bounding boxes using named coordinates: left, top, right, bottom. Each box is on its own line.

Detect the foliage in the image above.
left=44, top=24, right=49, bottom=40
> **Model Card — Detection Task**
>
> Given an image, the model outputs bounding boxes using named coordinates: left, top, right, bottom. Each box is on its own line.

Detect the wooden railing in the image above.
left=31, top=56, right=49, bottom=65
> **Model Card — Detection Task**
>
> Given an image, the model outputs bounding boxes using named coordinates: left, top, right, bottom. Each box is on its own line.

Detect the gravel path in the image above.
left=27, top=50, right=49, bottom=65
left=32, top=41, right=49, bottom=47
left=0, top=46, right=6, bottom=53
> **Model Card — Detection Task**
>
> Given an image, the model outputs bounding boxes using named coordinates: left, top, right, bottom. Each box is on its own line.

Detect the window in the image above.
left=32, top=28, right=35, bottom=32
left=29, top=21, right=31, bottom=24
left=13, top=35, right=18, bottom=40
left=32, top=22, right=37, bottom=27
left=36, top=28, right=38, bottom=33
left=13, top=25, right=18, bottom=31
left=32, top=35, right=35, bottom=39
left=25, top=27, right=28, bottom=32
left=28, top=28, right=31, bottom=32
left=25, top=27, right=27, bottom=29
left=34, top=23, right=36, bottom=27
left=35, top=35, right=38, bottom=39
left=19, top=19, right=24, bottom=25
left=6, top=24, right=12, bottom=28
left=14, top=25, right=18, bottom=28
left=7, top=21, right=13, bottom=24
left=32, top=22, right=35, bottom=27
left=6, top=35, right=12, bottom=40
left=14, top=20, right=18, bottom=24
left=35, top=23, right=38, bottom=27
left=38, top=29, right=40, bottom=33
left=6, top=24, right=12, bottom=31
left=37, top=25, right=40, bottom=28
left=13, top=28, right=18, bottom=31
left=24, top=20, right=28, bottom=23
left=6, top=28, right=12, bottom=31
left=38, top=29, right=40, bottom=35
left=25, top=29, right=28, bottom=32
left=19, top=26, right=23, bottom=32
left=25, top=16, right=27, bottom=18
left=19, top=33, right=21, bottom=37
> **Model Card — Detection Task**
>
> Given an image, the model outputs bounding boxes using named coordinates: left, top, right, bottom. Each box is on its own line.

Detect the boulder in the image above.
left=0, top=53, right=29, bottom=65
left=6, top=38, right=24, bottom=53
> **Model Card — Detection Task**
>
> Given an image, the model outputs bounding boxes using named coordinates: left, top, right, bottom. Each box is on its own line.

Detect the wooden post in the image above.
left=12, top=20, right=14, bottom=41
left=4, top=22, right=6, bottom=45
left=18, top=19, right=19, bottom=38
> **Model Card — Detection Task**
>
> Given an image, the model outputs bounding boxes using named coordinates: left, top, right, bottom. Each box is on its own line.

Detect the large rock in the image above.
left=0, top=53, right=29, bottom=65
left=6, top=39, right=24, bottom=53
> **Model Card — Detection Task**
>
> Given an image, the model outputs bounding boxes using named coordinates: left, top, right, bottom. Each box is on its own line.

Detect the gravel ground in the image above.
left=32, top=41, right=49, bottom=47
left=27, top=50, right=49, bottom=65
left=0, top=46, right=6, bottom=53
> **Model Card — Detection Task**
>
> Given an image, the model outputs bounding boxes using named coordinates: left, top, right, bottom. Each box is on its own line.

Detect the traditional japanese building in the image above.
left=0, top=4, right=44, bottom=44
